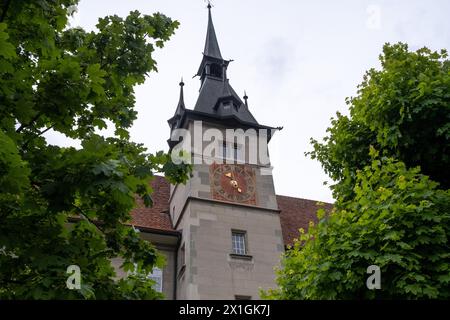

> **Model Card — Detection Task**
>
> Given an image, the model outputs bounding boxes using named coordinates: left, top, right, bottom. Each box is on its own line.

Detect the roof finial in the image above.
left=177, top=77, right=185, bottom=110
left=243, top=90, right=248, bottom=107
left=202, top=0, right=222, bottom=59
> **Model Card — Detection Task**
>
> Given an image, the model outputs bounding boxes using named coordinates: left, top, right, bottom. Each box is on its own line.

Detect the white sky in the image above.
left=47, top=0, right=450, bottom=203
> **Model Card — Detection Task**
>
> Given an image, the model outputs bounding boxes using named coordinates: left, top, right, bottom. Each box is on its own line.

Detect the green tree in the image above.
left=309, top=43, right=450, bottom=200
left=0, top=1, right=190, bottom=299
left=263, top=43, right=450, bottom=299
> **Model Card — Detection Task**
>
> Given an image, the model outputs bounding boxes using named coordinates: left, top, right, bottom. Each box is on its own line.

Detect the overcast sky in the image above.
left=47, top=0, right=450, bottom=203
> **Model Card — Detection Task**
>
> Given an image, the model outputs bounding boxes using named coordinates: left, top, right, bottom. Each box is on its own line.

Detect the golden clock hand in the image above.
left=232, top=166, right=242, bottom=191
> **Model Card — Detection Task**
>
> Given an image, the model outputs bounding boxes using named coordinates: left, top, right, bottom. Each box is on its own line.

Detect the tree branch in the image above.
left=37, top=124, right=54, bottom=136
left=72, top=204, right=106, bottom=235
left=20, top=123, right=55, bottom=150
left=16, top=112, right=43, bottom=133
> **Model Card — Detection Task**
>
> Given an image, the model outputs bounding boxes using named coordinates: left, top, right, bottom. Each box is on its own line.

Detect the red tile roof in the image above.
left=130, top=176, right=174, bottom=232
left=130, top=176, right=333, bottom=245
left=277, top=195, right=333, bottom=246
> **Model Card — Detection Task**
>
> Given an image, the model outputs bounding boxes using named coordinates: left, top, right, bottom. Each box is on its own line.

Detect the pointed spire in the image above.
left=168, top=78, right=187, bottom=129
left=177, top=77, right=185, bottom=110
left=203, top=3, right=222, bottom=59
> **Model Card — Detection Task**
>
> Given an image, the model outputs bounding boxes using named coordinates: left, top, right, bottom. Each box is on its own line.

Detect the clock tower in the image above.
left=167, top=5, right=284, bottom=300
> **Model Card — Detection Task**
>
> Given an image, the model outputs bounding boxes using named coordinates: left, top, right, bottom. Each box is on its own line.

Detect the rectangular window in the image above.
left=148, top=267, right=163, bottom=293
left=221, top=142, right=243, bottom=163
left=130, top=264, right=163, bottom=292
left=235, top=144, right=244, bottom=163
left=223, top=101, right=231, bottom=110
left=232, top=231, right=247, bottom=255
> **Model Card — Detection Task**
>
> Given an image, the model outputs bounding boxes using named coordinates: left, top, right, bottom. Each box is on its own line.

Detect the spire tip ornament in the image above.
left=243, top=90, right=248, bottom=107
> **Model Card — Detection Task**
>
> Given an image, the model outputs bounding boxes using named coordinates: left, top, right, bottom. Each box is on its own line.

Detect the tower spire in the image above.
left=203, top=2, right=222, bottom=59
left=177, top=77, right=185, bottom=110
left=167, top=77, right=187, bottom=131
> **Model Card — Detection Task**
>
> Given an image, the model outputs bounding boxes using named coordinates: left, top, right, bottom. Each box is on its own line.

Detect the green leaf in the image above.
left=0, top=2, right=189, bottom=300
left=0, top=23, right=16, bottom=59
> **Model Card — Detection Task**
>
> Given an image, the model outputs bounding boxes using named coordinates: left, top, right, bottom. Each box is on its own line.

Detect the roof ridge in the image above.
left=276, top=194, right=333, bottom=204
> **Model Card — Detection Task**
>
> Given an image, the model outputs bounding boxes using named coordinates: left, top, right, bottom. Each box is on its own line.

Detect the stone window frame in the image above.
left=231, top=229, right=248, bottom=255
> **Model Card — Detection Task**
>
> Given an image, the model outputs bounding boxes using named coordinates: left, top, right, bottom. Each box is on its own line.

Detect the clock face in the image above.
left=210, top=163, right=256, bottom=205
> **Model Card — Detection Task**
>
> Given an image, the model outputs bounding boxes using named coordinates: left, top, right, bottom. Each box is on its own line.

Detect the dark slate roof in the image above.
left=193, top=77, right=259, bottom=125
left=189, top=5, right=261, bottom=127
left=130, top=176, right=334, bottom=246
left=203, top=5, right=222, bottom=60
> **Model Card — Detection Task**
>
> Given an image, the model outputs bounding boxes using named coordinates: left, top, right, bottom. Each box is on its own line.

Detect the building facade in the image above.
left=125, top=6, right=332, bottom=300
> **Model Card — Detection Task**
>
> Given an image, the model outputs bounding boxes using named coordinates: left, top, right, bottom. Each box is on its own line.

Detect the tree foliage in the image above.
left=0, top=1, right=190, bottom=299
left=264, top=152, right=450, bottom=299
left=264, top=43, right=450, bottom=299
left=309, top=43, right=450, bottom=200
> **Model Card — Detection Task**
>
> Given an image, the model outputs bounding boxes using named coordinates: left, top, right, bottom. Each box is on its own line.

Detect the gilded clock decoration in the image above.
left=210, top=163, right=256, bottom=205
